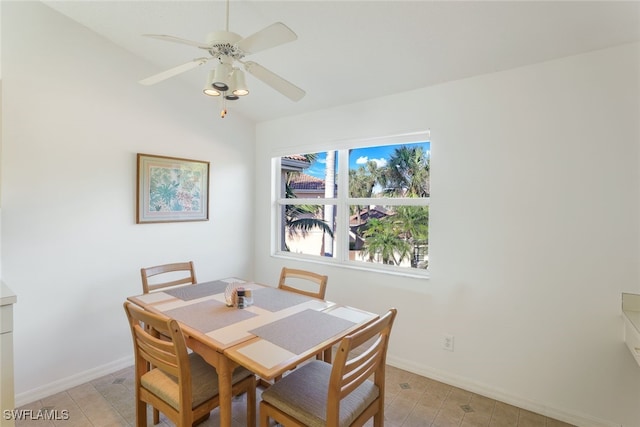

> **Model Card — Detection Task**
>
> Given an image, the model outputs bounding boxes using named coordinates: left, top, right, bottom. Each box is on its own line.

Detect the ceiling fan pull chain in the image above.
left=220, top=95, right=228, bottom=118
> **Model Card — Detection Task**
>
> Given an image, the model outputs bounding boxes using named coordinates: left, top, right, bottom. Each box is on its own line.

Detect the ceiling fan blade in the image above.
left=243, top=61, right=305, bottom=102
left=143, top=34, right=211, bottom=50
left=139, top=58, right=210, bottom=86
left=237, top=22, right=297, bottom=55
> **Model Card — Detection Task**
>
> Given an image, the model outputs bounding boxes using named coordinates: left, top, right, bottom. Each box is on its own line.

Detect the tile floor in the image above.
left=13, top=364, right=576, bottom=427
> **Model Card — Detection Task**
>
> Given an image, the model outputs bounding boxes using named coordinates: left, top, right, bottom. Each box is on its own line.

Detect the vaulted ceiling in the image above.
left=42, top=1, right=640, bottom=122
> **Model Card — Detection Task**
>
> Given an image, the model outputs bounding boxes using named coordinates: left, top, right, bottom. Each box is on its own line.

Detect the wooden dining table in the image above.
left=127, top=277, right=378, bottom=427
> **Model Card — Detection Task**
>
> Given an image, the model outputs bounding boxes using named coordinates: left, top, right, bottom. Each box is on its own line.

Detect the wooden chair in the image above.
left=123, top=302, right=256, bottom=427
left=140, top=261, right=198, bottom=412
left=278, top=267, right=328, bottom=300
left=141, top=261, right=197, bottom=294
left=259, top=308, right=397, bottom=427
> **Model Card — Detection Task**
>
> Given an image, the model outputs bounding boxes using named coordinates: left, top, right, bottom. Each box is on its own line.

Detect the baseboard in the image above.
left=386, top=355, right=618, bottom=427
left=14, top=356, right=133, bottom=408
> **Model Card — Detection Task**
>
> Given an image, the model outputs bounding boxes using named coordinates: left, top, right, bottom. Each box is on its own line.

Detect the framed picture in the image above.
left=136, top=153, right=209, bottom=224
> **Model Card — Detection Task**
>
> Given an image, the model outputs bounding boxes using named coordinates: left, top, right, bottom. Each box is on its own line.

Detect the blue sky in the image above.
left=304, top=141, right=430, bottom=179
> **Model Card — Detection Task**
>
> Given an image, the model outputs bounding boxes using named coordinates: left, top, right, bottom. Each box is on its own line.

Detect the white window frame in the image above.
left=271, top=131, right=430, bottom=278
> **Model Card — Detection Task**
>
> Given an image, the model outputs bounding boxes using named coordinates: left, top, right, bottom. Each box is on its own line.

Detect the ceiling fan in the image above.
left=138, top=0, right=305, bottom=117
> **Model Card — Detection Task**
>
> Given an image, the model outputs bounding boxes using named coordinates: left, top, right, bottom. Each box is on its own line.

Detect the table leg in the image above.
left=186, top=337, right=235, bottom=427
left=323, top=347, right=332, bottom=363
left=218, top=355, right=234, bottom=427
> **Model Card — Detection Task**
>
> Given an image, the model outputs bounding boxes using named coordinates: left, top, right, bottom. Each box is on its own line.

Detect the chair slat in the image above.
left=140, top=261, right=197, bottom=294
left=278, top=267, right=328, bottom=300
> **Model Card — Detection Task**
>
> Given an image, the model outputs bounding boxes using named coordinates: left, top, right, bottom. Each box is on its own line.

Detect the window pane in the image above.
left=281, top=152, right=337, bottom=199
left=349, top=205, right=428, bottom=269
left=283, top=204, right=336, bottom=258
left=349, top=142, right=430, bottom=198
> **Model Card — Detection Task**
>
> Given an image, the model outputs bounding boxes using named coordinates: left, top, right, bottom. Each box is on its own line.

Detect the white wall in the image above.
left=3, top=2, right=639, bottom=426
left=1, top=2, right=255, bottom=403
left=255, top=43, right=640, bottom=427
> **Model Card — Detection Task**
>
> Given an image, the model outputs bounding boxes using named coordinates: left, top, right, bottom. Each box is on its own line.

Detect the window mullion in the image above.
left=276, top=198, right=335, bottom=205
left=273, top=157, right=285, bottom=253
left=346, top=197, right=430, bottom=206
left=335, top=149, right=350, bottom=263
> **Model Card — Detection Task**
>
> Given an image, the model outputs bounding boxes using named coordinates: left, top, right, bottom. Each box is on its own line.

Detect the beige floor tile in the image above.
left=546, top=418, right=576, bottom=427
left=385, top=394, right=418, bottom=426
left=490, top=401, right=520, bottom=426
left=446, top=387, right=473, bottom=407
left=469, top=394, right=496, bottom=415
left=403, top=402, right=440, bottom=427
left=461, top=410, right=492, bottom=427
left=433, top=403, right=466, bottom=427
left=15, top=364, right=578, bottom=427
left=517, top=410, right=546, bottom=427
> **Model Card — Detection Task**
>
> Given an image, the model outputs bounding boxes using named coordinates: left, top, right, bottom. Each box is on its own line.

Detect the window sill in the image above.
left=271, top=252, right=430, bottom=281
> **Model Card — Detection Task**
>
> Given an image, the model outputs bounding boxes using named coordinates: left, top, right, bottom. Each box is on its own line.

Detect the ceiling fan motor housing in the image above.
left=206, top=31, right=245, bottom=60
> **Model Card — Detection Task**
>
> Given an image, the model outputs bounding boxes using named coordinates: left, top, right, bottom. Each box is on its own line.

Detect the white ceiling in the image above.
left=42, top=1, right=640, bottom=122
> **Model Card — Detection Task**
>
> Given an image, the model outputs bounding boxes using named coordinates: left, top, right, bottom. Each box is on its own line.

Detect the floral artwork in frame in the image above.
left=136, top=153, right=209, bottom=224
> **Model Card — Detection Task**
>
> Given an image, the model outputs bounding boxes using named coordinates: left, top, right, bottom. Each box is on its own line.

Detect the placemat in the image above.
left=251, top=287, right=313, bottom=312
left=163, top=280, right=229, bottom=301
left=165, top=299, right=256, bottom=333
left=249, top=309, right=356, bottom=354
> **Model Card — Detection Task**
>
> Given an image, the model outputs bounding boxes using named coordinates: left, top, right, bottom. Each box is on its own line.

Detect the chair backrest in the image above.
left=326, top=308, right=397, bottom=426
left=123, top=302, right=193, bottom=417
left=278, top=267, right=328, bottom=299
left=141, top=261, right=197, bottom=294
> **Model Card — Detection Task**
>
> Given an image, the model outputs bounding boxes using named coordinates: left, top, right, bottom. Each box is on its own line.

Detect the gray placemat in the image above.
left=164, top=299, right=256, bottom=333
left=249, top=309, right=356, bottom=354
left=251, top=287, right=314, bottom=312
left=163, top=280, right=229, bottom=301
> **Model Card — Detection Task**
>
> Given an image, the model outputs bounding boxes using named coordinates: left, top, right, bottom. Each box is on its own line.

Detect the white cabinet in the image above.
left=1, top=283, right=17, bottom=427
left=622, top=293, right=640, bottom=368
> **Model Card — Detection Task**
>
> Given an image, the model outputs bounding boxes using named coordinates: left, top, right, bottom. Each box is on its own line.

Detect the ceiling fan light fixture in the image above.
left=212, top=62, right=232, bottom=91
left=230, top=69, right=249, bottom=96
left=203, top=70, right=221, bottom=96
left=204, top=88, right=221, bottom=96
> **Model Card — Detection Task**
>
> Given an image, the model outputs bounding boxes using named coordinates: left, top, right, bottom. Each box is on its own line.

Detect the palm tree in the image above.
left=349, top=160, right=380, bottom=198
left=360, top=218, right=411, bottom=265
left=284, top=203, right=333, bottom=240
left=381, top=145, right=430, bottom=197
left=349, top=160, right=383, bottom=228
left=393, top=206, right=429, bottom=267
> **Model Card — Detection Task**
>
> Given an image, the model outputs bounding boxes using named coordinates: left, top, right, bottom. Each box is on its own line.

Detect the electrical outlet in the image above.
left=442, top=334, right=454, bottom=351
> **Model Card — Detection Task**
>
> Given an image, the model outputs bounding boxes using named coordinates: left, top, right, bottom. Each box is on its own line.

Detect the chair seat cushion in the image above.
left=261, top=360, right=379, bottom=427
left=141, top=353, right=252, bottom=410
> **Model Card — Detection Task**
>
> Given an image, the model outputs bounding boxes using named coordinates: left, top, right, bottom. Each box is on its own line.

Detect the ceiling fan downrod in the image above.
left=225, top=0, right=230, bottom=32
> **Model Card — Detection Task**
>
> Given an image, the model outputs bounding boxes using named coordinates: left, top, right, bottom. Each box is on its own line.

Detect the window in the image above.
left=273, top=132, right=430, bottom=275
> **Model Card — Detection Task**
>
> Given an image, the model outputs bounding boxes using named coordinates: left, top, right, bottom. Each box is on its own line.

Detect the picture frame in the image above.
left=136, top=153, right=209, bottom=224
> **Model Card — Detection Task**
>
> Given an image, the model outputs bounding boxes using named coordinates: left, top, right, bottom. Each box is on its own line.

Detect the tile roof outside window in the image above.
left=288, top=173, right=325, bottom=191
